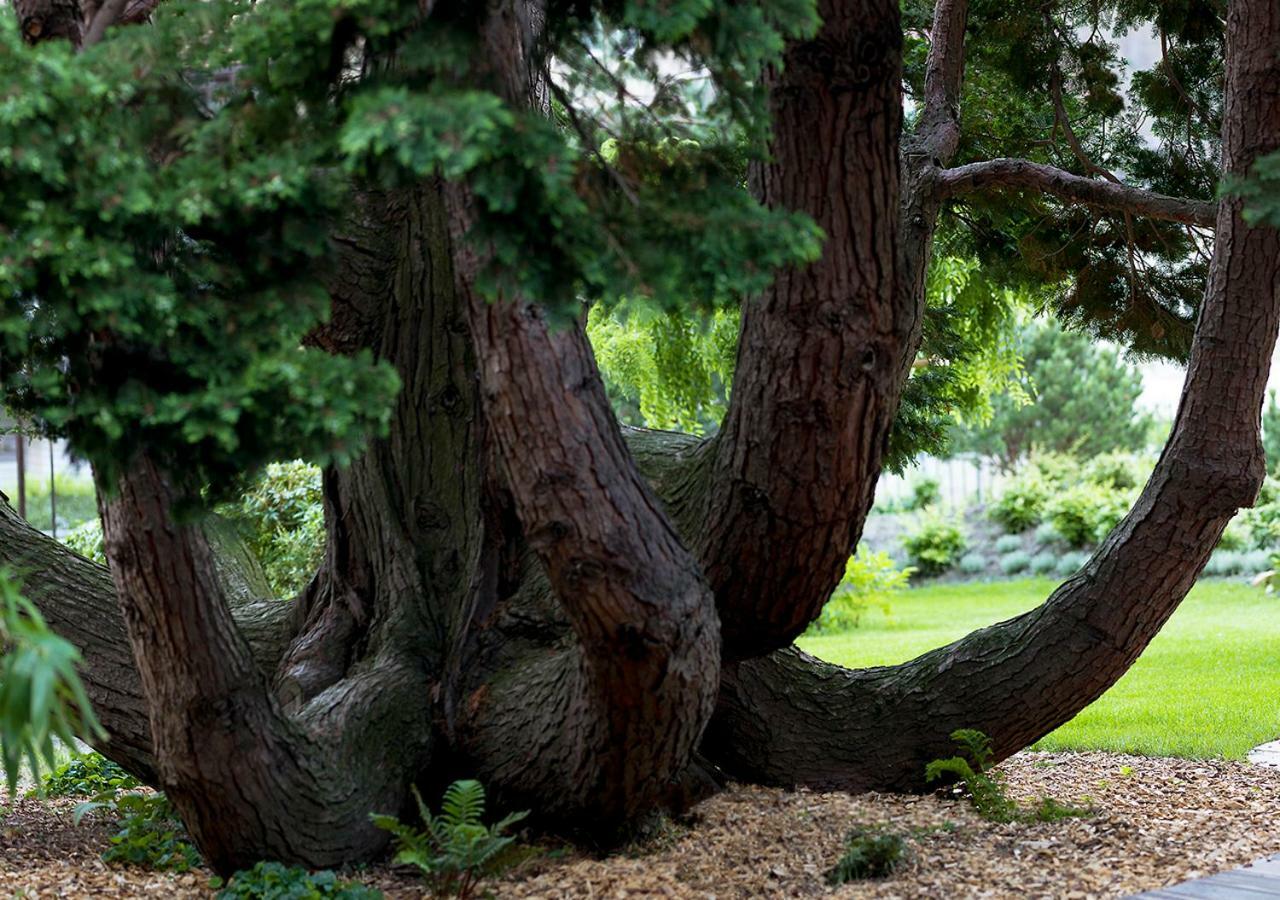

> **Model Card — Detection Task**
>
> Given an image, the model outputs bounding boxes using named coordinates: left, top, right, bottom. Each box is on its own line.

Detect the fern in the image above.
left=371, top=780, right=528, bottom=899
left=926, top=730, right=1093, bottom=825
left=926, top=729, right=1018, bottom=822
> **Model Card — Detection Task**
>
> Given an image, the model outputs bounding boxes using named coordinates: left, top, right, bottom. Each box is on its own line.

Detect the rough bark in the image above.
left=702, top=0, right=1280, bottom=792
left=937, top=158, right=1219, bottom=226
left=697, top=0, right=907, bottom=659
left=5, top=0, right=1279, bottom=871
left=438, top=1, right=720, bottom=828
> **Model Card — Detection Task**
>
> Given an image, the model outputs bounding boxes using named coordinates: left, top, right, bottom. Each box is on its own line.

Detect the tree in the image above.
left=0, top=0, right=1277, bottom=878
left=952, top=318, right=1152, bottom=468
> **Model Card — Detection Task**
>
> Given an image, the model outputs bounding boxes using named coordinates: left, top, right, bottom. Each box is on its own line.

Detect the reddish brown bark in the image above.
left=3, top=0, right=1278, bottom=871
left=702, top=0, right=1280, bottom=792
left=698, top=0, right=907, bottom=659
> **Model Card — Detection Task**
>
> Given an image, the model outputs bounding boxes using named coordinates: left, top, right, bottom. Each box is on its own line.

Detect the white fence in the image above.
left=875, top=454, right=1011, bottom=510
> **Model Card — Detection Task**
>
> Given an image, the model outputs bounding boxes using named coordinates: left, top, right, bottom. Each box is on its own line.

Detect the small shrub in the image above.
left=214, top=862, right=383, bottom=899
left=825, top=826, right=909, bottom=884
left=989, top=476, right=1048, bottom=533
left=902, top=519, right=967, bottom=576
left=220, top=461, right=325, bottom=598
left=1083, top=452, right=1148, bottom=490
left=809, top=547, right=913, bottom=634
left=905, top=478, right=940, bottom=512
left=1243, top=477, right=1280, bottom=549
left=40, top=752, right=138, bottom=798
left=1054, top=550, right=1090, bottom=577
left=1033, top=521, right=1062, bottom=547
left=61, top=519, right=106, bottom=564
left=1045, top=484, right=1129, bottom=548
left=371, top=780, right=527, bottom=900
left=77, top=792, right=201, bottom=872
left=926, top=730, right=1093, bottom=825
left=1026, top=453, right=1083, bottom=487
left=999, top=551, right=1030, bottom=575
left=994, top=534, right=1023, bottom=554
left=957, top=552, right=987, bottom=575
left=1029, top=551, right=1057, bottom=575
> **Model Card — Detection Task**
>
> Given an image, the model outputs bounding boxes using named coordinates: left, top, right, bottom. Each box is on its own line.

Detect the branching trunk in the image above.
left=698, top=0, right=907, bottom=659
left=701, top=0, right=1280, bottom=791
left=5, top=0, right=1279, bottom=873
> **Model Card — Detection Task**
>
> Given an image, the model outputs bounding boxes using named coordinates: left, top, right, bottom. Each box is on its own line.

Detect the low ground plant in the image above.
left=39, top=752, right=138, bottom=798
left=371, top=780, right=527, bottom=899
left=213, top=862, right=383, bottom=899
left=825, top=826, right=910, bottom=884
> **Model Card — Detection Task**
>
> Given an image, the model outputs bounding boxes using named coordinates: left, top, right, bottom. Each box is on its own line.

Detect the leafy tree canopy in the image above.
left=0, top=0, right=820, bottom=496
left=950, top=317, right=1152, bottom=467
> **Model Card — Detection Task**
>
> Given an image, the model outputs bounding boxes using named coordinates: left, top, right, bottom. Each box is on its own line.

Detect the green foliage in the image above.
left=808, top=548, right=914, bottom=635
left=1083, top=452, right=1149, bottom=491
left=1244, top=478, right=1280, bottom=550
left=952, top=320, right=1153, bottom=468
left=824, top=826, right=910, bottom=884
left=214, top=862, right=383, bottom=900
left=77, top=791, right=202, bottom=872
left=1029, top=551, right=1058, bottom=576
left=39, top=751, right=138, bottom=798
left=0, top=569, right=103, bottom=793
left=994, top=534, right=1023, bottom=554
left=1045, top=484, right=1131, bottom=548
left=371, top=780, right=527, bottom=899
left=220, top=461, right=325, bottom=597
left=906, top=479, right=941, bottom=512
left=999, top=551, right=1031, bottom=575
left=958, top=552, right=988, bottom=575
left=1216, top=518, right=1251, bottom=553
left=61, top=518, right=105, bottom=564
left=17, top=474, right=98, bottom=535
left=890, top=255, right=1032, bottom=469
left=926, top=729, right=1095, bottom=825
left=1031, top=796, right=1095, bottom=822
left=1239, top=151, right=1280, bottom=231
left=925, top=729, right=1018, bottom=823
left=0, top=6, right=401, bottom=496
left=902, top=519, right=968, bottom=576
left=587, top=306, right=737, bottom=434
left=989, top=475, right=1049, bottom=533
left=1054, top=550, right=1091, bottom=577
left=1, top=0, right=821, bottom=503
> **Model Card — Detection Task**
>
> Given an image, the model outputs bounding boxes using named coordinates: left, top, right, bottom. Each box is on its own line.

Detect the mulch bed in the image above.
left=4, top=752, right=1280, bottom=898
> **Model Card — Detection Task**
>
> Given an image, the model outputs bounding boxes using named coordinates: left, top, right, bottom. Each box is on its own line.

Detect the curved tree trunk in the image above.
left=3, top=0, right=1278, bottom=874
left=702, top=0, right=1280, bottom=791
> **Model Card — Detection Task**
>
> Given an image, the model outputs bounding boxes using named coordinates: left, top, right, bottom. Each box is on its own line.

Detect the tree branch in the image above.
left=936, top=158, right=1219, bottom=226
left=913, top=0, right=969, bottom=161
left=80, top=0, right=126, bottom=48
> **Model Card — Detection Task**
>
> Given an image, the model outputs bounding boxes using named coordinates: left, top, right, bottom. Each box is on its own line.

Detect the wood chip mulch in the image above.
left=5, top=752, right=1280, bottom=899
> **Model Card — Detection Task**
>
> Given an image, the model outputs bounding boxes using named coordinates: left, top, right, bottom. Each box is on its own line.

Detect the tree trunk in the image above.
left=3, top=0, right=1278, bottom=873
left=701, top=0, right=1280, bottom=791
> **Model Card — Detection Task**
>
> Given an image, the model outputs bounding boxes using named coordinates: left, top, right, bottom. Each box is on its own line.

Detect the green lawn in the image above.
left=797, top=577, right=1280, bottom=760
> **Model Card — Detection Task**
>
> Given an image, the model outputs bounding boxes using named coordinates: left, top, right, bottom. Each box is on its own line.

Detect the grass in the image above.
left=797, top=577, right=1280, bottom=760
